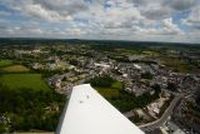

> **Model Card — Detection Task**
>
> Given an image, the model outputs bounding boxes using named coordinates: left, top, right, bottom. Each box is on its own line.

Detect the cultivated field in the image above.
left=1, top=65, right=30, bottom=73
left=0, top=73, right=50, bottom=91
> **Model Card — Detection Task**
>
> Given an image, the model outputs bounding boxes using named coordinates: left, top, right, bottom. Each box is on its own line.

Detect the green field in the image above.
left=0, top=59, right=13, bottom=67
left=0, top=73, right=50, bottom=91
left=1, top=65, right=30, bottom=73
left=160, top=56, right=193, bottom=73
left=0, top=65, right=64, bottom=132
left=90, top=76, right=161, bottom=112
left=95, top=81, right=122, bottom=98
left=0, top=72, right=65, bottom=132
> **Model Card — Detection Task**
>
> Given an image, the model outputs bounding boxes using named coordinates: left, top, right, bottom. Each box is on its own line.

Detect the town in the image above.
left=0, top=39, right=200, bottom=134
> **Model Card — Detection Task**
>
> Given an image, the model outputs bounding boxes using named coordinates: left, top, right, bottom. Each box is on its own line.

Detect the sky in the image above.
left=0, top=0, right=199, bottom=43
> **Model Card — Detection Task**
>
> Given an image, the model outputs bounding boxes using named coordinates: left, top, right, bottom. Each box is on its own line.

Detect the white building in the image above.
left=94, top=63, right=111, bottom=68
left=134, top=64, right=142, bottom=70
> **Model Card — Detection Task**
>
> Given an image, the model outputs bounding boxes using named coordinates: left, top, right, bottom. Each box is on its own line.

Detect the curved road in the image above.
left=139, top=94, right=183, bottom=131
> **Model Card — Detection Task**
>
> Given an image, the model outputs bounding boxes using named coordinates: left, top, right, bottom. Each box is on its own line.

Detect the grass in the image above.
left=160, top=57, right=193, bottom=73
left=0, top=73, right=50, bottom=91
left=116, top=48, right=143, bottom=55
left=116, top=49, right=159, bottom=57
left=112, top=81, right=123, bottom=89
left=95, top=81, right=122, bottom=98
left=1, top=65, right=30, bottom=73
left=0, top=63, right=64, bottom=132
left=142, top=50, right=159, bottom=57
left=96, top=87, right=119, bottom=98
left=94, top=80, right=160, bottom=112
left=0, top=60, right=13, bottom=67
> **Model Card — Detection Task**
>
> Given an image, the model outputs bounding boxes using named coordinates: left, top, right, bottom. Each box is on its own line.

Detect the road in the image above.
left=139, top=94, right=183, bottom=132
left=124, top=89, right=179, bottom=118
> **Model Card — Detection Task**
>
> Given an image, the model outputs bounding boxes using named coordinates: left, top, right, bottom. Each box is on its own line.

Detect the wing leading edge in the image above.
left=56, top=84, right=144, bottom=134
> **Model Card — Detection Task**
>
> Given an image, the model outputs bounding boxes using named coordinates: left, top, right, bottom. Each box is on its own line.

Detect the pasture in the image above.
left=0, top=73, right=50, bottom=91
left=0, top=59, right=13, bottom=67
left=95, top=81, right=123, bottom=98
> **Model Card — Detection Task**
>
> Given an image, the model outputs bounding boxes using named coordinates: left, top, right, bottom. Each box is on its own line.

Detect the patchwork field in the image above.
left=1, top=65, right=30, bottom=73
left=0, top=61, right=65, bottom=132
left=0, top=73, right=50, bottom=91
left=0, top=59, right=13, bottom=67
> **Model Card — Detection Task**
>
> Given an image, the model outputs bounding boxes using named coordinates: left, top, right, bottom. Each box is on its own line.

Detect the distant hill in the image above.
left=0, top=38, right=199, bottom=48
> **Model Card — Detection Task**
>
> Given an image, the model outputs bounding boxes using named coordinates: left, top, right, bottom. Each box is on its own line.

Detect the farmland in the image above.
left=95, top=81, right=122, bottom=98
left=0, top=73, right=50, bottom=91
left=0, top=62, right=48, bottom=91
left=0, top=59, right=13, bottom=67
left=0, top=61, right=65, bottom=132
left=160, top=56, right=194, bottom=73
left=1, top=65, right=30, bottom=73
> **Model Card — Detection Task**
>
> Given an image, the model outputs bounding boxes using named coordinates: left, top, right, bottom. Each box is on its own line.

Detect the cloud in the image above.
left=34, top=0, right=89, bottom=15
left=132, top=0, right=171, bottom=20
left=162, top=18, right=183, bottom=34
left=131, top=0, right=197, bottom=20
left=169, top=0, right=196, bottom=11
left=133, top=18, right=183, bottom=36
left=0, top=25, right=42, bottom=36
left=0, top=0, right=199, bottom=43
left=0, top=11, right=11, bottom=17
left=24, top=4, right=73, bottom=22
left=1, top=0, right=89, bottom=22
left=182, top=5, right=200, bottom=29
left=141, top=6, right=171, bottom=20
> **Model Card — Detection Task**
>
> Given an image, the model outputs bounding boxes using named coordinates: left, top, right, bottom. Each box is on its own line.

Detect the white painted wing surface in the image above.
left=56, top=84, right=144, bottom=134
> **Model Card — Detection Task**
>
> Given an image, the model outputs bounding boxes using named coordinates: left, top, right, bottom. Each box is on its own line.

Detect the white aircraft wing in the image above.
left=56, top=84, right=144, bottom=134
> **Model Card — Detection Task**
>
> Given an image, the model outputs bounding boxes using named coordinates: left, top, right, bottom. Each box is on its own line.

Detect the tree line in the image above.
left=0, top=84, right=65, bottom=133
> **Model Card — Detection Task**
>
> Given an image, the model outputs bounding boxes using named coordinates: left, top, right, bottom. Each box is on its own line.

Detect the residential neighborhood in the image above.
left=0, top=40, right=200, bottom=133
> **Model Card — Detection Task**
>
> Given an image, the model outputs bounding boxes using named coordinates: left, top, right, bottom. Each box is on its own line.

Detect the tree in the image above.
left=69, top=59, right=79, bottom=66
left=89, top=75, right=114, bottom=87
left=195, top=89, right=200, bottom=106
left=151, top=84, right=161, bottom=93
left=141, top=71, right=153, bottom=80
left=0, top=87, right=65, bottom=132
left=167, top=82, right=177, bottom=91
